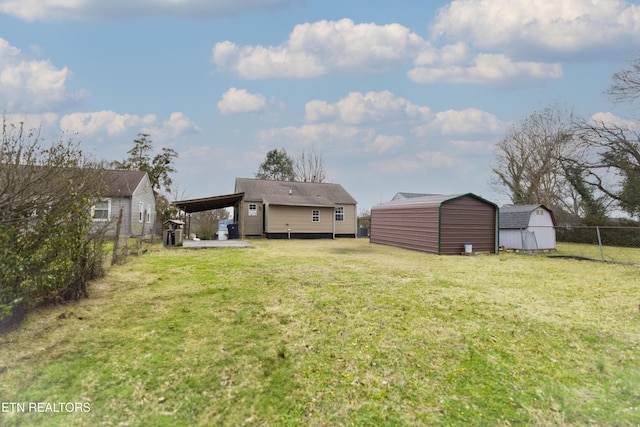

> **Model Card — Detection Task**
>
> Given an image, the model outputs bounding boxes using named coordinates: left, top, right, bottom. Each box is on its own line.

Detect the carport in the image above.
left=172, top=192, right=244, bottom=239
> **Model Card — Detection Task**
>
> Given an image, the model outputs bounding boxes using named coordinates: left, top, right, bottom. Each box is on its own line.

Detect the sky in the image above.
left=2, top=0, right=640, bottom=212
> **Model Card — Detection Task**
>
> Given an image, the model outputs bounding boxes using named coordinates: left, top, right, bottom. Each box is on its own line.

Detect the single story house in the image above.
left=370, top=193, right=499, bottom=255
left=91, top=170, right=155, bottom=238
left=234, top=178, right=357, bottom=239
left=172, top=178, right=358, bottom=239
left=499, top=204, right=556, bottom=251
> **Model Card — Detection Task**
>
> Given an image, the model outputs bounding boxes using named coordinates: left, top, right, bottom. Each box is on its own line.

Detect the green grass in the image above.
left=555, top=241, right=640, bottom=264
left=1, top=239, right=640, bottom=426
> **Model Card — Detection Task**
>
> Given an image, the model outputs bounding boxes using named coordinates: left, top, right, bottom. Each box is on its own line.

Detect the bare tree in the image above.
left=607, top=57, right=640, bottom=105
left=293, top=148, right=326, bottom=183
left=572, top=55, right=640, bottom=219
left=1, top=118, right=108, bottom=330
left=492, top=103, right=578, bottom=210
left=573, top=118, right=640, bottom=218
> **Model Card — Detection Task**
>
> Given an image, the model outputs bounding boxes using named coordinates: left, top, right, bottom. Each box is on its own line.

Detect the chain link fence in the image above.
left=500, top=225, right=640, bottom=264
left=555, top=225, right=640, bottom=264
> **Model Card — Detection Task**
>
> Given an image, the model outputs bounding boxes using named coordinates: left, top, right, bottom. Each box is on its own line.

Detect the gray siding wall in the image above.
left=129, top=175, right=155, bottom=237
left=90, top=197, right=131, bottom=236
left=440, top=197, right=497, bottom=254
left=370, top=205, right=440, bottom=253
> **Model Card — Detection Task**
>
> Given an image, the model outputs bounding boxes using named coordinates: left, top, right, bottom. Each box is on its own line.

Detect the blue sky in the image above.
left=2, top=0, right=640, bottom=211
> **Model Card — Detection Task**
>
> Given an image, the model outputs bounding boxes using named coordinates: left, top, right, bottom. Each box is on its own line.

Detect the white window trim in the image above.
left=147, top=204, right=152, bottom=223
left=312, top=209, right=320, bottom=222
left=248, top=203, right=258, bottom=217
left=91, top=199, right=112, bottom=222
left=335, top=206, right=344, bottom=222
left=139, top=201, right=144, bottom=222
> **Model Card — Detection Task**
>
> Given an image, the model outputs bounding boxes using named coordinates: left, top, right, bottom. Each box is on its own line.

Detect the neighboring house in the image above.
left=370, top=193, right=499, bottom=255
left=499, top=204, right=557, bottom=251
left=391, top=192, right=438, bottom=201
left=234, top=178, right=358, bottom=239
left=91, top=170, right=155, bottom=238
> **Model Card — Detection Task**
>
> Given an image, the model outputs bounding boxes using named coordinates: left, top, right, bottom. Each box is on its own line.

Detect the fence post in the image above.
left=596, top=226, right=604, bottom=262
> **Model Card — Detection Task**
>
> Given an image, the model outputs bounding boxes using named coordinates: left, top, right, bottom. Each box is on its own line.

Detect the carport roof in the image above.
left=173, top=192, right=244, bottom=213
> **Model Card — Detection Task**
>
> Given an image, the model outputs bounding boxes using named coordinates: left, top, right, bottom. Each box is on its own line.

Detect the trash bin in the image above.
left=163, top=219, right=185, bottom=246
left=227, top=223, right=239, bottom=239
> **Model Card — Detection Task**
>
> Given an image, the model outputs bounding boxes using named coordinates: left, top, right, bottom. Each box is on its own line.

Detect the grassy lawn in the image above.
left=1, top=239, right=639, bottom=426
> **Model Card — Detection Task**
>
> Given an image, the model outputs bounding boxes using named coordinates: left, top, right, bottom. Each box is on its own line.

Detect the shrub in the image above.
left=0, top=119, right=109, bottom=332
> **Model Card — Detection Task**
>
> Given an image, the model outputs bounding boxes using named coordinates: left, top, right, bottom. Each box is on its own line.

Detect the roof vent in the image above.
left=289, top=189, right=292, bottom=195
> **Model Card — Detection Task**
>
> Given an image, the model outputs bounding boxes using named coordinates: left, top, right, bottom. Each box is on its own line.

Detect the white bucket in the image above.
left=217, top=230, right=228, bottom=241
left=464, top=243, right=473, bottom=254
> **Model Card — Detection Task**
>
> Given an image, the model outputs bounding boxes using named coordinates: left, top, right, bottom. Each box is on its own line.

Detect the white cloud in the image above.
left=60, top=111, right=157, bottom=136
left=414, top=108, right=505, bottom=136
left=371, top=158, right=421, bottom=174
left=0, top=38, right=86, bottom=112
left=0, top=0, right=299, bottom=21
left=217, top=87, right=267, bottom=114
left=371, top=150, right=459, bottom=174
left=142, top=112, right=201, bottom=141
left=2, top=113, right=59, bottom=132
left=305, top=90, right=431, bottom=125
left=409, top=53, right=562, bottom=85
left=258, top=123, right=374, bottom=148
left=213, top=18, right=564, bottom=86
left=213, top=18, right=428, bottom=79
left=59, top=111, right=200, bottom=141
left=415, top=150, right=460, bottom=167
left=431, top=0, right=640, bottom=56
left=590, top=111, right=638, bottom=130
left=371, top=135, right=404, bottom=154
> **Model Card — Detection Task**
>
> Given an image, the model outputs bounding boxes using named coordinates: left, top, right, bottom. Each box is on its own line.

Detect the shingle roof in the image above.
left=104, top=170, right=148, bottom=197
left=499, top=204, right=548, bottom=229
left=234, top=178, right=357, bottom=206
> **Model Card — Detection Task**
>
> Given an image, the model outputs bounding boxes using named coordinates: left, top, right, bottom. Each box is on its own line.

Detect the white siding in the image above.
left=499, top=209, right=555, bottom=250
left=528, top=209, right=556, bottom=250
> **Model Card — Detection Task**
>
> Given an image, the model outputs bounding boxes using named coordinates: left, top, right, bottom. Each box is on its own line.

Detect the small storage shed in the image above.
left=370, top=193, right=499, bottom=255
left=499, top=204, right=556, bottom=251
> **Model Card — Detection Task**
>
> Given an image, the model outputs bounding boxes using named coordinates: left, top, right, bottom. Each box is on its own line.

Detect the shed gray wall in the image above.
left=370, top=204, right=440, bottom=253
left=440, top=197, right=497, bottom=254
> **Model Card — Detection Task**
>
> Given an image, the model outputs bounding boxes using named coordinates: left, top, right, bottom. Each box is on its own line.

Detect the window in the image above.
left=312, top=210, right=320, bottom=222
left=248, top=203, right=258, bottom=217
left=139, top=201, right=144, bottom=222
left=92, top=199, right=111, bottom=221
left=335, top=206, right=344, bottom=222
left=147, top=204, right=152, bottom=223
left=536, top=208, right=544, bottom=216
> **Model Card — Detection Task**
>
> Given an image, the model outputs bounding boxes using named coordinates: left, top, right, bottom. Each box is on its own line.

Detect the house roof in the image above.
left=392, top=192, right=439, bottom=200
left=234, top=178, right=357, bottom=206
left=173, top=192, right=245, bottom=213
left=499, top=204, right=556, bottom=229
left=373, top=193, right=498, bottom=211
left=104, top=170, right=148, bottom=197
